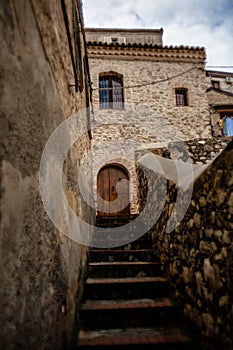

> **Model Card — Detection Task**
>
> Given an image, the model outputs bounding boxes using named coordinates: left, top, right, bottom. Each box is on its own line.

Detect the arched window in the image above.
left=99, top=73, right=124, bottom=109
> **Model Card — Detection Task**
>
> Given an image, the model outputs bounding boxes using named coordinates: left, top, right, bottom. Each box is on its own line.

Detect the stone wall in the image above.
left=0, top=1, right=93, bottom=349
left=89, top=52, right=211, bottom=140
left=207, top=89, right=233, bottom=107
left=135, top=137, right=229, bottom=164
left=136, top=137, right=233, bottom=348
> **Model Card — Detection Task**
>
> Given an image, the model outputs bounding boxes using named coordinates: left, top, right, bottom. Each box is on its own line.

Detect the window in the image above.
left=111, top=37, right=118, bottom=44
left=212, top=80, right=220, bottom=89
left=103, top=37, right=126, bottom=44
left=99, top=74, right=124, bottom=109
left=175, top=88, right=188, bottom=106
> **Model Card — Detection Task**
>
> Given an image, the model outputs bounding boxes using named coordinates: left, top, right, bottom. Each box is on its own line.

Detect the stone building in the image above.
left=207, top=70, right=233, bottom=94
left=206, top=70, right=233, bottom=137
left=85, top=28, right=212, bottom=215
left=0, top=1, right=93, bottom=349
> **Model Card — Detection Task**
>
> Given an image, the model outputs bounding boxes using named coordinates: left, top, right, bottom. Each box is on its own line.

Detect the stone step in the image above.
left=84, top=277, right=170, bottom=300
left=78, top=216, right=195, bottom=348
left=88, top=261, right=163, bottom=278
left=80, top=297, right=179, bottom=329
left=93, top=227, right=150, bottom=237
left=94, top=225, right=146, bottom=232
left=89, top=249, right=157, bottom=262
left=94, top=216, right=151, bottom=249
left=91, top=234, right=152, bottom=250
left=78, top=326, right=193, bottom=349
left=96, top=215, right=139, bottom=228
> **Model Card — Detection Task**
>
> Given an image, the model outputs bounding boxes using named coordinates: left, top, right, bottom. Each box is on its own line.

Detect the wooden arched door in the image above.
left=97, top=165, right=130, bottom=216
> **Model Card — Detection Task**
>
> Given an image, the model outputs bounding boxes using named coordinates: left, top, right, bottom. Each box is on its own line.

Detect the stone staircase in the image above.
left=78, top=216, right=195, bottom=349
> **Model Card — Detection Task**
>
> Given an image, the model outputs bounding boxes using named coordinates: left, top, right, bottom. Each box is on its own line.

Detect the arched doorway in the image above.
left=97, top=164, right=130, bottom=216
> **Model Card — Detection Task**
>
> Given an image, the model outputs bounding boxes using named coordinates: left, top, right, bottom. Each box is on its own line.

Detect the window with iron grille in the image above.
left=175, top=88, right=188, bottom=106
left=99, top=74, right=124, bottom=109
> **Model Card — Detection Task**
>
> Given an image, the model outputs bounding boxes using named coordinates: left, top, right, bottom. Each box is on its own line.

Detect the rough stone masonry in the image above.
left=0, top=1, right=93, bottom=349
left=136, top=138, right=233, bottom=349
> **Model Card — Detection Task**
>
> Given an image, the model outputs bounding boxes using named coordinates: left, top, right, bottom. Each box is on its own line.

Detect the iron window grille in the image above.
left=99, top=75, right=124, bottom=109
left=175, top=88, right=188, bottom=106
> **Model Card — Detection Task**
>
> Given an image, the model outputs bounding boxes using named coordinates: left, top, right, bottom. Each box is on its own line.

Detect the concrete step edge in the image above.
left=86, top=276, right=168, bottom=284
left=89, top=262, right=161, bottom=267
left=78, top=326, right=191, bottom=346
left=81, top=297, right=175, bottom=310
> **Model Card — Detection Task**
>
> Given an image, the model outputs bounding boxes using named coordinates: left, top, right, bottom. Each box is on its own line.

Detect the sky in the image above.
left=82, top=0, right=233, bottom=73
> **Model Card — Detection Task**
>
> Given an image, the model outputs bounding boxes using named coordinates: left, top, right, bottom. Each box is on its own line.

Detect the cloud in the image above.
left=83, top=0, right=233, bottom=72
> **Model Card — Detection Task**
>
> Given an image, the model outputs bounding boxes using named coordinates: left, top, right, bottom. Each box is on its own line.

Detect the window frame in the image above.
left=175, top=88, right=188, bottom=106
left=111, top=37, right=118, bottom=44
left=211, top=80, right=220, bottom=89
left=99, top=73, right=124, bottom=109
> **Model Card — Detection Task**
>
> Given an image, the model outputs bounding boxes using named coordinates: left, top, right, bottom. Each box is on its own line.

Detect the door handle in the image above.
left=111, top=186, right=115, bottom=192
